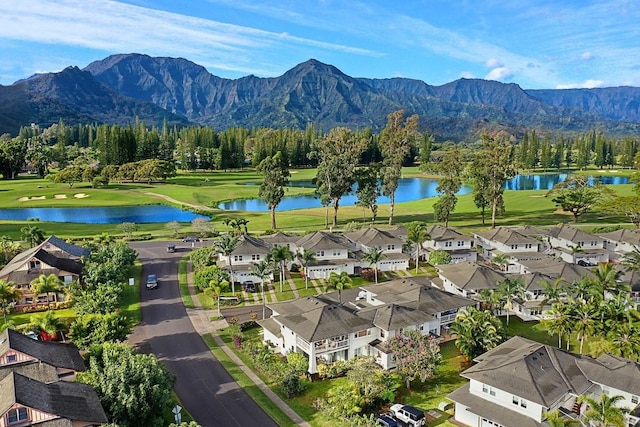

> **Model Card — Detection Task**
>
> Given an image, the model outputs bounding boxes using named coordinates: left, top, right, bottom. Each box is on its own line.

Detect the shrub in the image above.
left=343, top=221, right=362, bottom=232
left=289, top=263, right=300, bottom=273
left=361, top=268, right=376, bottom=282
left=281, top=370, right=306, bottom=398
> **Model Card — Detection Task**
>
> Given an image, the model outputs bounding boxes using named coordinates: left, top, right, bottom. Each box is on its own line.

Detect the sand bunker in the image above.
left=54, top=194, right=68, bottom=199
left=18, top=196, right=46, bottom=202
left=74, top=193, right=89, bottom=199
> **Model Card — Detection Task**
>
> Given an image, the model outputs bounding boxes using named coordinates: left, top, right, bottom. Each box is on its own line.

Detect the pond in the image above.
left=219, top=173, right=629, bottom=212
left=0, top=205, right=209, bottom=224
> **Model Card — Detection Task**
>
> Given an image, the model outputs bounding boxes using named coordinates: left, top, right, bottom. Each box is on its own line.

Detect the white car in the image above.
left=389, top=404, right=425, bottom=427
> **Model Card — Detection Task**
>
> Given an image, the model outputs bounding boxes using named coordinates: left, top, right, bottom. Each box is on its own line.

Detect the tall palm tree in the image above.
left=205, top=285, right=223, bottom=316
left=591, top=262, right=626, bottom=300
left=540, top=277, right=566, bottom=308
left=621, top=246, right=640, bottom=272
left=568, top=243, right=584, bottom=264
left=570, top=303, right=597, bottom=354
left=236, top=218, right=250, bottom=235
left=250, top=260, right=273, bottom=320
left=477, top=288, right=500, bottom=315
left=540, top=302, right=572, bottom=349
left=28, top=310, right=66, bottom=341
left=271, top=245, right=293, bottom=293
left=578, top=393, right=629, bottom=427
left=569, top=277, right=600, bottom=304
left=21, top=225, right=45, bottom=248
left=214, top=234, right=240, bottom=294
left=0, top=280, right=20, bottom=325
left=297, top=249, right=316, bottom=289
left=30, top=274, right=63, bottom=310
left=328, top=271, right=352, bottom=303
left=610, top=322, right=640, bottom=361
left=363, top=246, right=386, bottom=284
left=449, top=306, right=505, bottom=361
left=496, top=277, right=525, bottom=326
left=491, top=252, right=510, bottom=271
left=405, top=222, right=430, bottom=274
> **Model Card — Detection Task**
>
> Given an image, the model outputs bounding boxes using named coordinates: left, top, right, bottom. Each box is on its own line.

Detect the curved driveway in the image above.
left=128, top=241, right=278, bottom=427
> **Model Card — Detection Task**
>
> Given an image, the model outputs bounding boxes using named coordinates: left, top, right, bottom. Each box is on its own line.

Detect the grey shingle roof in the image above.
left=462, top=336, right=594, bottom=407
left=425, top=224, right=470, bottom=242
left=475, top=227, right=539, bottom=246
left=368, top=303, right=436, bottom=331
left=260, top=232, right=300, bottom=245
left=518, top=258, right=593, bottom=283
left=0, top=361, right=59, bottom=383
left=0, top=371, right=107, bottom=424
left=437, top=262, right=505, bottom=291
left=548, top=223, right=602, bottom=243
left=344, top=228, right=403, bottom=247
left=582, top=353, right=640, bottom=396
left=447, top=383, right=543, bottom=427
left=363, top=278, right=474, bottom=312
left=231, top=235, right=272, bottom=255
left=0, top=329, right=85, bottom=372
left=296, top=231, right=351, bottom=251
left=599, top=228, right=640, bottom=247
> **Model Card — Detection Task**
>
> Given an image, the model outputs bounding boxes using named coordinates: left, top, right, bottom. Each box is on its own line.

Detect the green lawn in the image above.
left=178, top=258, right=195, bottom=308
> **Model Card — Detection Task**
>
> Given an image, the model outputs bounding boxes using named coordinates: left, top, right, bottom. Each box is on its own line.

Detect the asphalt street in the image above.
left=128, top=241, right=278, bottom=427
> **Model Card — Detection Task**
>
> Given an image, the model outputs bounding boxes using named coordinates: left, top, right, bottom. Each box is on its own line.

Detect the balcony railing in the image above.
left=314, top=338, right=349, bottom=354
left=440, top=313, right=457, bottom=324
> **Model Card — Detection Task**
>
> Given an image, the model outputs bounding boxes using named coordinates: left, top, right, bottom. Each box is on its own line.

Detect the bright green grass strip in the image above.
left=177, top=258, right=195, bottom=309
left=121, top=263, right=142, bottom=323
left=202, top=334, right=297, bottom=427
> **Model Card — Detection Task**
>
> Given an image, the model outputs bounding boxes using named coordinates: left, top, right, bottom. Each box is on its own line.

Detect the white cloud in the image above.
left=460, top=71, right=474, bottom=79
left=485, top=58, right=503, bottom=68
left=556, top=79, right=604, bottom=89
left=485, top=67, right=513, bottom=81
left=581, top=51, right=593, bottom=60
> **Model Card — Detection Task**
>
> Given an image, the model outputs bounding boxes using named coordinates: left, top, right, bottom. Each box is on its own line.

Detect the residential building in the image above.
left=546, top=223, right=610, bottom=265
left=0, top=329, right=107, bottom=426
left=598, top=228, right=640, bottom=257
left=423, top=225, right=476, bottom=263
left=344, top=227, right=409, bottom=272
left=217, top=235, right=273, bottom=285
left=434, top=262, right=505, bottom=298
left=0, top=236, right=89, bottom=307
left=260, top=232, right=300, bottom=253
left=260, top=278, right=474, bottom=374
left=448, top=336, right=640, bottom=427
left=474, top=227, right=542, bottom=272
left=294, top=232, right=356, bottom=279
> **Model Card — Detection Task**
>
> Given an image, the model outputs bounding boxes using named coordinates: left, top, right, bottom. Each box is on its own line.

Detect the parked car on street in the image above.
left=182, top=236, right=200, bottom=243
left=146, top=274, right=158, bottom=289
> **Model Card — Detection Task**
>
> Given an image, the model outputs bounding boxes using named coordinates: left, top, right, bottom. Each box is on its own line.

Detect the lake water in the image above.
left=220, top=173, right=629, bottom=212
left=0, top=205, right=208, bottom=224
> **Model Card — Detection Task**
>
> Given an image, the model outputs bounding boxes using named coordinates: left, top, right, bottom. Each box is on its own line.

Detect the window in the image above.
left=380, top=330, right=386, bottom=338
left=29, top=260, right=41, bottom=270
left=6, top=354, right=17, bottom=363
left=251, top=254, right=260, bottom=261
left=457, top=240, right=464, bottom=246
left=525, top=243, right=532, bottom=249
left=512, top=396, right=519, bottom=405
left=332, top=250, right=341, bottom=256
left=445, top=241, right=452, bottom=247
left=233, top=255, right=243, bottom=262
left=632, top=395, right=638, bottom=405
left=387, top=244, right=395, bottom=250
left=356, top=329, right=371, bottom=338
left=483, top=384, right=495, bottom=396
left=511, top=244, right=517, bottom=250
left=7, top=407, right=28, bottom=424
left=316, top=250, right=325, bottom=257
left=520, top=400, right=527, bottom=408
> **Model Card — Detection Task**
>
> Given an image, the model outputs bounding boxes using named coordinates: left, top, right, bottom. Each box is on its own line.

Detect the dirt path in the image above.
left=144, top=192, right=215, bottom=211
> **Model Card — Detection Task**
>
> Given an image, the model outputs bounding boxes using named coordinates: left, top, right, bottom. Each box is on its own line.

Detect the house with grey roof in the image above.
left=423, top=225, right=476, bottom=264
left=217, top=235, right=274, bottom=285
left=344, top=227, right=409, bottom=272
left=260, top=278, right=474, bottom=374
left=294, top=231, right=356, bottom=279
left=434, top=262, right=506, bottom=299
left=0, top=236, right=88, bottom=307
left=260, top=232, right=300, bottom=253
left=448, top=336, right=640, bottom=427
left=0, top=370, right=108, bottom=427
left=547, top=223, right=610, bottom=265
left=474, top=227, right=543, bottom=272
left=598, top=228, right=640, bottom=257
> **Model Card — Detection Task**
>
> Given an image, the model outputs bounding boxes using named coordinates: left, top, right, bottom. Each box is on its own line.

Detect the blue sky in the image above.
left=1, top=0, right=639, bottom=89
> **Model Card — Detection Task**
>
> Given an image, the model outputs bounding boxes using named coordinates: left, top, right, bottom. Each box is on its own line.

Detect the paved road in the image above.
left=128, top=241, right=278, bottom=427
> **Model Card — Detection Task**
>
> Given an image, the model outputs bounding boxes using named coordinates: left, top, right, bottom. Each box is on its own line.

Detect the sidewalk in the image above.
left=185, top=262, right=310, bottom=427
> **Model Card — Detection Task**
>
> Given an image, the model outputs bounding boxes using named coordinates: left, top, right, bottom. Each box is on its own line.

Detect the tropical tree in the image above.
left=599, top=195, right=640, bottom=228
left=405, top=222, right=429, bottom=274
left=355, top=165, right=381, bottom=224
left=382, top=329, right=441, bottom=389
left=609, top=322, right=640, bottom=361
left=433, top=147, right=464, bottom=227
left=496, top=277, right=525, bottom=326
left=297, top=249, right=316, bottom=289
left=450, top=307, right=505, bottom=361
left=28, top=310, right=66, bottom=340
left=191, top=217, right=215, bottom=238
left=591, top=262, right=626, bottom=299
left=379, top=110, right=419, bottom=225
left=93, top=232, right=115, bottom=246
left=69, top=313, right=133, bottom=349
left=206, top=285, right=222, bottom=316
left=362, top=246, right=385, bottom=284
left=328, top=271, right=352, bottom=303
left=621, top=246, right=640, bottom=271
left=547, top=176, right=611, bottom=223
left=250, top=260, right=273, bottom=319
left=570, top=303, right=598, bottom=354
left=578, top=393, right=629, bottom=427
left=540, top=302, right=573, bottom=349
left=20, top=225, right=45, bottom=247
left=271, top=245, right=293, bottom=293
left=491, top=252, right=510, bottom=271
left=77, top=343, right=175, bottom=427
left=315, top=127, right=368, bottom=228
left=116, top=222, right=137, bottom=239
left=30, top=273, right=63, bottom=310
left=477, top=288, right=500, bottom=315
left=539, top=278, right=567, bottom=308
left=543, top=410, right=582, bottom=427
left=0, top=280, right=19, bottom=324
left=471, top=135, right=516, bottom=228
left=257, top=151, right=290, bottom=230
left=428, top=249, right=452, bottom=266
left=214, top=234, right=240, bottom=294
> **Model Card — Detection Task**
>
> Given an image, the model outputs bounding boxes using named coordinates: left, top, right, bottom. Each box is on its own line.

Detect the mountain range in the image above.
left=1, top=53, right=640, bottom=140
